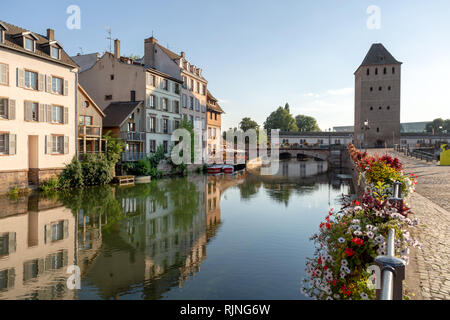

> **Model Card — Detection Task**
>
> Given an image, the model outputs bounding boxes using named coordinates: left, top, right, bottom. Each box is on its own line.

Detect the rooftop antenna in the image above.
left=106, top=27, right=113, bottom=53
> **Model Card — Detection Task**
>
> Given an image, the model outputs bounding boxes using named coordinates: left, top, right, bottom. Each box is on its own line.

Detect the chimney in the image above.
left=47, top=28, right=54, bottom=41
left=180, top=51, right=185, bottom=59
left=114, top=39, right=121, bottom=59
left=144, top=37, right=158, bottom=67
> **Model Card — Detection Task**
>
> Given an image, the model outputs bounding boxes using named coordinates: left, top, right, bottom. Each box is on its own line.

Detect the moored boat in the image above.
left=208, top=164, right=223, bottom=175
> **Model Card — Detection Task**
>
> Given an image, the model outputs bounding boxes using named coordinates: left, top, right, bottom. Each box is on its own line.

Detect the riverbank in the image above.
left=370, top=149, right=450, bottom=300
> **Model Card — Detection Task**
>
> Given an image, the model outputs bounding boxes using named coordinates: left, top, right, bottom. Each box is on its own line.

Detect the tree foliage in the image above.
left=295, top=115, right=321, bottom=132
left=239, top=117, right=259, bottom=132
left=426, top=118, right=450, bottom=133
left=263, top=105, right=298, bottom=132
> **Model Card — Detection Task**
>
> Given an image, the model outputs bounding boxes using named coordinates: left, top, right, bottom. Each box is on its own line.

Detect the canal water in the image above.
left=0, top=160, right=350, bottom=300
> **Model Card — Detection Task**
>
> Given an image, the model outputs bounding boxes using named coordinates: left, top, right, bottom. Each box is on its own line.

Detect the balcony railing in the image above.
left=121, top=152, right=146, bottom=162
left=120, top=131, right=146, bottom=142
left=78, top=125, right=102, bottom=137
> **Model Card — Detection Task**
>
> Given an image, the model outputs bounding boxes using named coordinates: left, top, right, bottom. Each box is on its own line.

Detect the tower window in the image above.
left=379, top=106, right=382, bottom=110
left=383, top=67, right=387, bottom=74
left=366, top=69, right=370, bottom=76
left=388, top=86, right=391, bottom=91
left=370, top=107, right=373, bottom=111
left=392, top=67, right=395, bottom=74
left=377, top=128, right=380, bottom=133
left=375, top=68, right=378, bottom=75
left=387, top=106, right=391, bottom=110
left=379, top=87, right=382, bottom=91
left=370, top=87, right=373, bottom=92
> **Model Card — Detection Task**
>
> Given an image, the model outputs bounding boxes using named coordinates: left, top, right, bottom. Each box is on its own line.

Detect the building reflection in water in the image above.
left=0, top=194, right=75, bottom=300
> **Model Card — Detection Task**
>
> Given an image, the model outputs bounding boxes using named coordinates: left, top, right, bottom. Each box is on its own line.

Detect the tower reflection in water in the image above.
left=0, top=174, right=241, bottom=300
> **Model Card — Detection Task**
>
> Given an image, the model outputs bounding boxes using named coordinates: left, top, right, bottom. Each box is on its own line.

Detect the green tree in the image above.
left=426, top=118, right=450, bottom=133
left=239, top=117, right=259, bottom=132
left=295, top=115, right=321, bottom=132
left=103, top=131, right=125, bottom=166
left=264, top=106, right=298, bottom=132
left=178, top=118, right=195, bottom=163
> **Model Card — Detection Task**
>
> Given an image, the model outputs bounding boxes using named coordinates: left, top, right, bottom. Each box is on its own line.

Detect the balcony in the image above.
left=78, top=125, right=102, bottom=137
left=121, top=152, right=146, bottom=162
left=120, top=131, right=145, bottom=142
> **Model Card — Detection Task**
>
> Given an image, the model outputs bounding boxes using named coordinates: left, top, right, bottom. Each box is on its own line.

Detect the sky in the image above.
left=3, top=0, right=450, bottom=131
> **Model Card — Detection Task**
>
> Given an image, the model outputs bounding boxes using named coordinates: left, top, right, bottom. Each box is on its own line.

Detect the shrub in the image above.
left=81, top=154, right=113, bottom=186
left=135, top=158, right=151, bottom=176
left=40, top=177, right=60, bottom=193
left=59, top=157, right=84, bottom=188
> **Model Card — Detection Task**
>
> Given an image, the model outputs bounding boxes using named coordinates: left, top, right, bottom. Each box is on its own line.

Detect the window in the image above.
left=196, top=81, right=200, bottom=93
left=174, top=83, right=180, bottom=94
left=387, top=106, right=391, bottom=110
left=379, top=87, right=382, bottom=91
left=388, top=86, right=391, bottom=91
left=208, top=128, right=212, bottom=138
left=190, top=79, right=194, bottom=91
left=392, top=67, right=395, bottom=74
left=377, top=128, right=380, bottom=133
left=189, top=115, right=194, bottom=125
left=52, top=135, right=64, bottom=154
left=51, top=47, right=60, bottom=59
left=370, top=87, right=373, bottom=92
left=162, top=79, right=168, bottom=91
left=0, top=63, right=8, bottom=85
left=163, top=118, right=169, bottom=133
left=130, top=90, right=136, bottom=101
left=51, top=221, right=65, bottom=242
left=163, top=141, right=168, bottom=153
left=174, top=120, right=180, bottom=129
left=370, top=106, right=374, bottom=111
left=52, top=106, right=64, bottom=123
left=25, top=70, right=38, bottom=90
left=173, top=101, right=180, bottom=114
left=375, top=68, right=378, bottom=75
left=366, top=68, right=370, bottom=76
left=379, top=106, right=382, bottom=110
left=24, top=38, right=34, bottom=51
left=147, top=95, right=155, bottom=108
left=0, top=30, right=3, bottom=44
left=31, top=102, right=38, bottom=121
left=149, top=140, right=156, bottom=153
left=383, top=67, right=387, bottom=75
left=202, top=84, right=206, bottom=95
left=162, top=98, right=168, bottom=111
left=128, top=122, right=136, bottom=132
left=215, top=113, right=217, bottom=121
left=195, top=99, right=199, bottom=111
left=0, top=134, right=8, bottom=154
left=149, top=116, right=156, bottom=133
left=182, top=76, right=187, bottom=88
left=0, top=98, right=7, bottom=118
left=190, top=97, right=194, bottom=110
left=147, top=74, right=156, bottom=87
left=83, top=101, right=89, bottom=108
left=79, top=115, right=92, bottom=125
left=182, top=95, right=187, bottom=108
left=52, top=77, right=63, bottom=94
left=105, top=95, right=112, bottom=100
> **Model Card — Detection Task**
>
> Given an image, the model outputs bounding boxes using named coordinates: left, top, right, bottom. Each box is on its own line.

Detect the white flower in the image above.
left=366, top=231, right=374, bottom=239
left=360, top=292, right=369, bottom=300
left=338, top=237, right=346, bottom=244
left=334, top=294, right=341, bottom=299
left=375, top=235, right=385, bottom=244
left=340, top=272, right=346, bottom=279
left=326, top=296, right=333, bottom=300
left=352, top=219, right=361, bottom=224
left=341, top=259, right=348, bottom=266
left=354, top=230, right=363, bottom=236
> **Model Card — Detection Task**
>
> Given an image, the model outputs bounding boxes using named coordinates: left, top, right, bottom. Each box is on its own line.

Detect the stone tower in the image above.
left=354, top=43, right=402, bottom=148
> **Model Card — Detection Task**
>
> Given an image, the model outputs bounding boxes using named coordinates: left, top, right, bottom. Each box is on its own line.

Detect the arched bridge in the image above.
left=279, top=148, right=331, bottom=161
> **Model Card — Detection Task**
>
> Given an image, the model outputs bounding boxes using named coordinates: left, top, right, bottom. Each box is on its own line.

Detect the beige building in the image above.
left=206, top=91, right=224, bottom=163
left=77, top=84, right=105, bottom=155
left=143, top=38, right=208, bottom=161
left=73, top=39, right=183, bottom=158
left=354, top=43, right=402, bottom=148
left=0, top=21, right=78, bottom=193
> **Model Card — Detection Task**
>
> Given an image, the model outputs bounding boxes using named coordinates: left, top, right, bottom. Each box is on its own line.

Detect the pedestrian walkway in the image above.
left=370, top=149, right=450, bottom=300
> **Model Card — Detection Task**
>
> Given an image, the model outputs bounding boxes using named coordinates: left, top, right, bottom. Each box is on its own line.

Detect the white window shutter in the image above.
left=38, top=104, right=45, bottom=122
left=8, top=99, right=15, bottom=120
left=47, top=105, right=52, bottom=123
left=0, top=64, right=8, bottom=85
left=8, top=232, right=16, bottom=253
left=64, top=107, right=69, bottom=124
left=17, top=68, right=25, bottom=88
left=45, top=135, right=52, bottom=154
left=24, top=101, right=31, bottom=121
left=63, top=220, right=69, bottom=239
left=64, top=136, right=69, bottom=154
left=8, top=134, right=16, bottom=155
left=64, top=80, right=69, bottom=96
left=38, top=73, right=45, bottom=91
left=46, top=75, right=52, bottom=93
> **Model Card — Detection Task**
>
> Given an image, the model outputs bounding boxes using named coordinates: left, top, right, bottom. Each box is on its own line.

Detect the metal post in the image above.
left=374, top=229, right=406, bottom=300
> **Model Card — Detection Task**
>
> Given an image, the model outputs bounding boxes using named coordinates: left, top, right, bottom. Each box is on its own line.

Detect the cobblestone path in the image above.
left=370, top=149, right=450, bottom=300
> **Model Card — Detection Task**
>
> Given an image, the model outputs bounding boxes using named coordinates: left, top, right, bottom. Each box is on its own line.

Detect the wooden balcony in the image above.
left=78, top=125, right=102, bottom=137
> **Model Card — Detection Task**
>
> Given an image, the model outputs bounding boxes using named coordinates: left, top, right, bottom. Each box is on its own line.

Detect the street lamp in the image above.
left=362, top=120, right=370, bottom=152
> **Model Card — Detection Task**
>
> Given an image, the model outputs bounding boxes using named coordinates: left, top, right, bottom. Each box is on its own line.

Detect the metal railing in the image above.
left=78, top=125, right=102, bottom=137
left=120, top=131, right=146, bottom=142
left=374, top=181, right=406, bottom=300
left=394, top=144, right=437, bottom=162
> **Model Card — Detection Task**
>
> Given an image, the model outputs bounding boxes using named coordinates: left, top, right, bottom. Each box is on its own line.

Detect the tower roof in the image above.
left=359, top=43, right=402, bottom=67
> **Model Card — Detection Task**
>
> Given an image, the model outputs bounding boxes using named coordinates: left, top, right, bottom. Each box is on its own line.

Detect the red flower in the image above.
left=318, top=258, right=323, bottom=265
left=345, top=248, right=354, bottom=257
left=324, top=266, right=329, bottom=271
left=332, top=280, right=338, bottom=286
left=326, top=223, right=331, bottom=230
left=352, top=238, right=364, bottom=246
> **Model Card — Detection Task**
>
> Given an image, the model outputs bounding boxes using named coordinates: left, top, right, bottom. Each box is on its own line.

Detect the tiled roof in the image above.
left=157, top=43, right=181, bottom=61
left=0, top=20, right=78, bottom=68
left=359, top=43, right=402, bottom=67
left=103, top=101, right=143, bottom=128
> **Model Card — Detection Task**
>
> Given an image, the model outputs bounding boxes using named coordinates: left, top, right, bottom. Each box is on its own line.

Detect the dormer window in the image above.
left=0, top=30, right=4, bottom=44
left=24, top=37, right=35, bottom=52
left=51, top=46, right=60, bottom=59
